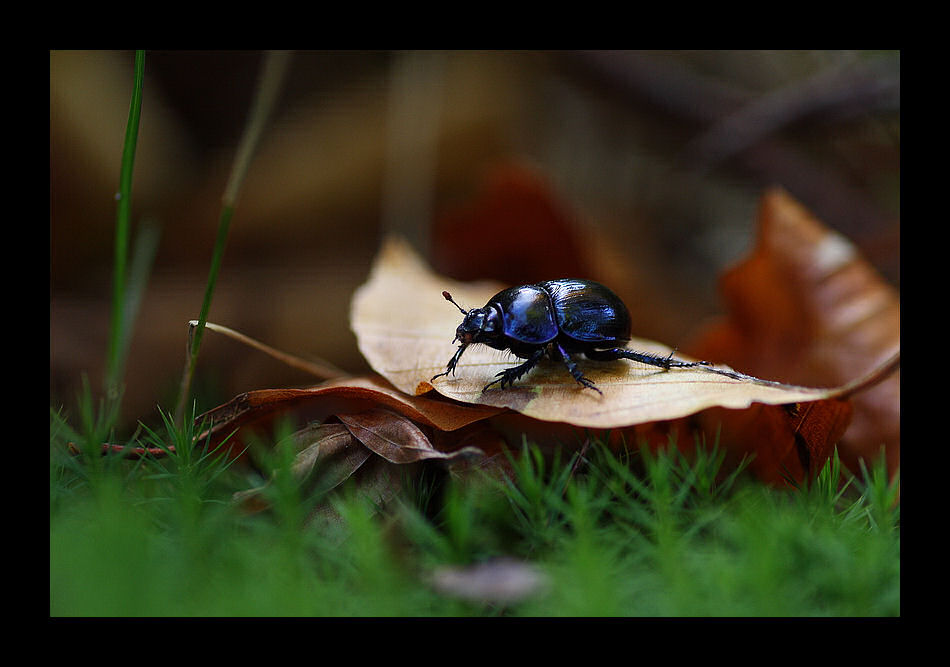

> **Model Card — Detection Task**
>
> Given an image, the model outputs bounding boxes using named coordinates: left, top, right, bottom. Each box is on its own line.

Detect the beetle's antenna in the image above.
left=442, top=291, right=468, bottom=314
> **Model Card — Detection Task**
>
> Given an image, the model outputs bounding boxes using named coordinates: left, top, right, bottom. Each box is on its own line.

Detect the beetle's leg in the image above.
left=431, top=343, right=469, bottom=382
left=484, top=347, right=545, bottom=391
left=553, top=343, right=603, bottom=395
left=586, top=348, right=711, bottom=370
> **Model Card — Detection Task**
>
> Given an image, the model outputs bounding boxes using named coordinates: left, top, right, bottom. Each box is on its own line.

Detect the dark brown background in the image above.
left=50, top=50, right=900, bottom=430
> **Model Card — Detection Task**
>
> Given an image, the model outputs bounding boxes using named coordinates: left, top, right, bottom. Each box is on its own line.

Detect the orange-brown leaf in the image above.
left=689, top=188, right=899, bottom=476
left=698, top=399, right=853, bottom=486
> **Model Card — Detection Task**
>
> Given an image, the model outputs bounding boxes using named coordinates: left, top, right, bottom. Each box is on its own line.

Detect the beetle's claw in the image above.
left=577, top=377, right=603, bottom=395
left=483, top=369, right=513, bottom=391
left=431, top=362, right=458, bottom=383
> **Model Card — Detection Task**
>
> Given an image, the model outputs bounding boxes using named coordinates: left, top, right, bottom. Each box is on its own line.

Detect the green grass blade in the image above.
left=106, top=50, right=145, bottom=397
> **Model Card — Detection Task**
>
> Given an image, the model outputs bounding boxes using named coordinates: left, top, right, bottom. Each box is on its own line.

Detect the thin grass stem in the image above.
left=174, top=51, right=292, bottom=426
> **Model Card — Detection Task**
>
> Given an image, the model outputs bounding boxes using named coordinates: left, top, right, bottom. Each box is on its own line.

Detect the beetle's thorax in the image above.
left=455, top=306, right=502, bottom=345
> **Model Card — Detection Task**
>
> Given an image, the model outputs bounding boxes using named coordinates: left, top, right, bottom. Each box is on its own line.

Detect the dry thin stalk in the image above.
left=190, top=320, right=347, bottom=381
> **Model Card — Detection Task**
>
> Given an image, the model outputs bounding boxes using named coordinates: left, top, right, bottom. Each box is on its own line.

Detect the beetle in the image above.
left=430, top=278, right=710, bottom=394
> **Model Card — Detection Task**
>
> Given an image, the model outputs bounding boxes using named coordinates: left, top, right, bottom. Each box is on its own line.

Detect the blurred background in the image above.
left=50, top=50, right=900, bottom=430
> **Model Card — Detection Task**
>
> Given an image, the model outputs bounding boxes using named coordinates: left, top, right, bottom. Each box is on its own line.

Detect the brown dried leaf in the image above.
left=231, top=409, right=486, bottom=516
left=351, top=236, right=852, bottom=430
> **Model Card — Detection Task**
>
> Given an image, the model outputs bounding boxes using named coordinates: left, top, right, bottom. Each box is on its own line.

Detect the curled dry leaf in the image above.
left=231, top=407, right=491, bottom=515
left=689, top=188, right=899, bottom=477
left=351, top=235, right=855, bottom=430
left=198, top=374, right=503, bottom=451
left=198, top=373, right=507, bottom=514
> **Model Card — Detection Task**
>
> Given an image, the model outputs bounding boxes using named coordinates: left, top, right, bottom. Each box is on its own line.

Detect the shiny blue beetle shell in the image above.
left=540, top=279, right=632, bottom=344
left=490, top=279, right=632, bottom=346
left=492, top=284, right=559, bottom=344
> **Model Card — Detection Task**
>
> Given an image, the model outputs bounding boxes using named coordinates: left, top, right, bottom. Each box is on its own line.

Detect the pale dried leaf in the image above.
left=351, top=236, right=849, bottom=429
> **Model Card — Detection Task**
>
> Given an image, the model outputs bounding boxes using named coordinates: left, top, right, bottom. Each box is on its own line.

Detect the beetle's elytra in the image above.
left=431, top=278, right=710, bottom=394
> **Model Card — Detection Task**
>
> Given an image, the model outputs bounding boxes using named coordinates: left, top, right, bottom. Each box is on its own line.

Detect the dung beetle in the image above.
left=431, top=278, right=710, bottom=394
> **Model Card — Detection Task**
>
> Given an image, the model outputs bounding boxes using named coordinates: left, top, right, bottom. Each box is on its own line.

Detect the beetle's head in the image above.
left=455, top=308, right=492, bottom=344
left=441, top=291, right=499, bottom=345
